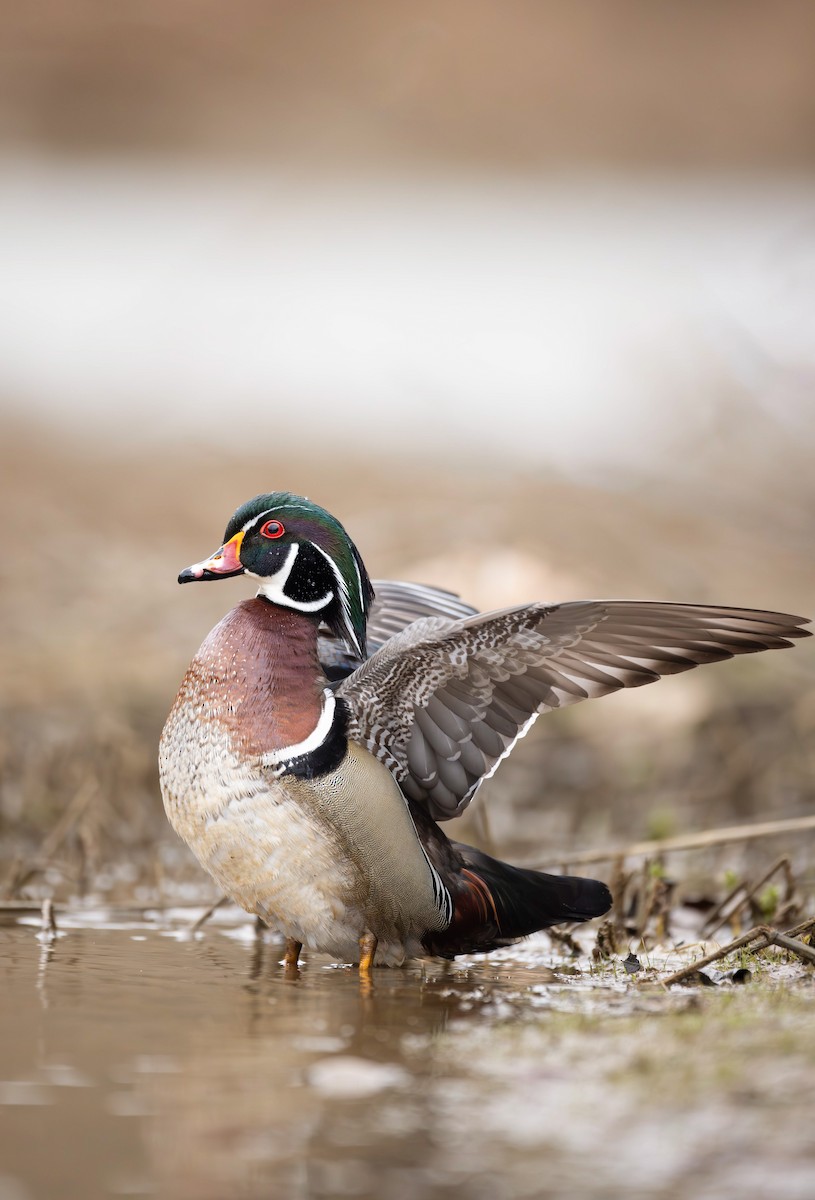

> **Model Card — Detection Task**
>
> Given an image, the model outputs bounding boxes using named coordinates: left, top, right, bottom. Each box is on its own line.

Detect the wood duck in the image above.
left=159, top=492, right=810, bottom=971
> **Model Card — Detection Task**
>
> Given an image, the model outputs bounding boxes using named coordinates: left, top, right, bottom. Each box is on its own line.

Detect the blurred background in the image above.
left=2, top=0, right=814, bottom=903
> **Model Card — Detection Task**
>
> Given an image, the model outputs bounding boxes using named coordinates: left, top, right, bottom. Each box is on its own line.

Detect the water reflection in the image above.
left=1, top=920, right=813, bottom=1200
left=0, top=922, right=548, bottom=1199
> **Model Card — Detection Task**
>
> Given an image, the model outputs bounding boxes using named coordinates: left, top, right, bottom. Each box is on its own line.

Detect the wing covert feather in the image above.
left=318, top=579, right=478, bottom=676
left=338, top=600, right=810, bottom=822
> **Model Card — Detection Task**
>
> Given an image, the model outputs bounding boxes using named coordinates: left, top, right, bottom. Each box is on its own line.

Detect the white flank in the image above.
left=261, top=688, right=337, bottom=767
left=250, top=542, right=334, bottom=612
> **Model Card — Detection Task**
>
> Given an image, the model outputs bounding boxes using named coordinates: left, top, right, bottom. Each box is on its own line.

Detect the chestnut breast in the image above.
left=176, top=597, right=325, bottom=756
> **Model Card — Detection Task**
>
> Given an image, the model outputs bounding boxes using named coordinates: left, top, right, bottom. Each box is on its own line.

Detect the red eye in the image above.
left=260, top=519, right=285, bottom=539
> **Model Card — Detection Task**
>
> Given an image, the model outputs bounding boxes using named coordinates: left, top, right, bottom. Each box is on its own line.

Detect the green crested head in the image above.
left=215, top=492, right=375, bottom=657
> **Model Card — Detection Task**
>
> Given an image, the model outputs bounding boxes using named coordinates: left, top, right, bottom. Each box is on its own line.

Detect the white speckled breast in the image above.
left=159, top=691, right=447, bottom=964
left=159, top=690, right=356, bottom=952
left=160, top=596, right=450, bottom=963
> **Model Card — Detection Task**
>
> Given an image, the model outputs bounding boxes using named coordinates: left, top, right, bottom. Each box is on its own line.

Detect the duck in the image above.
left=158, top=492, right=810, bottom=971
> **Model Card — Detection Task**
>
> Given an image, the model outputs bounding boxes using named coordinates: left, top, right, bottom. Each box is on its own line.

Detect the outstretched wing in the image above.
left=364, top=581, right=478, bottom=653
left=338, top=601, right=810, bottom=822
left=318, top=580, right=478, bottom=678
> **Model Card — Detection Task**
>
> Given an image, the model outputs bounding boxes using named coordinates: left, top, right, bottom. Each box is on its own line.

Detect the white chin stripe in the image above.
left=261, top=689, right=337, bottom=767
left=250, top=543, right=334, bottom=612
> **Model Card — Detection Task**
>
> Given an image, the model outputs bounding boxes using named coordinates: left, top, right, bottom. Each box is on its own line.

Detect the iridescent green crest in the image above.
left=225, top=492, right=374, bottom=657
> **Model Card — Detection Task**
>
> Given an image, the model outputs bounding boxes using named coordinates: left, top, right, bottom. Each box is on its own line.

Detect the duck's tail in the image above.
left=423, top=842, right=611, bottom=959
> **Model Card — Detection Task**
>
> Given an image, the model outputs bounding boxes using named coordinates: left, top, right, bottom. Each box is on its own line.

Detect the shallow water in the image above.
left=1, top=911, right=814, bottom=1200
left=0, top=915, right=559, bottom=1200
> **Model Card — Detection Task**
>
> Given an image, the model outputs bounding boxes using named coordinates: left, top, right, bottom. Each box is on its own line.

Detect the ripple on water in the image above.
left=1, top=917, right=814, bottom=1200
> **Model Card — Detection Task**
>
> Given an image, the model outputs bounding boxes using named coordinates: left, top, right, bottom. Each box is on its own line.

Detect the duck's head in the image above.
left=179, top=492, right=374, bottom=657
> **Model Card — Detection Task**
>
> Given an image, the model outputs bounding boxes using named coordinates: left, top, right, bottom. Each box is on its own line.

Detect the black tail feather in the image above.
left=463, top=845, right=612, bottom=933
left=423, top=842, right=611, bottom=958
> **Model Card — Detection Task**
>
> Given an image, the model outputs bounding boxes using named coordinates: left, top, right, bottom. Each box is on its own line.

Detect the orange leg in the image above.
left=358, top=931, right=378, bottom=973
left=283, top=937, right=303, bottom=971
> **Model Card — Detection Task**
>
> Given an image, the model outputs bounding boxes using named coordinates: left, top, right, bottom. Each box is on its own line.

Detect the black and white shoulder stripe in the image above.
left=262, top=691, right=349, bottom=780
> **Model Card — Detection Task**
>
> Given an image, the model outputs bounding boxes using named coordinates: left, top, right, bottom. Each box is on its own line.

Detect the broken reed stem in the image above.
left=609, top=855, right=627, bottom=941
left=40, top=898, right=57, bottom=937
left=701, top=854, right=791, bottom=939
left=188, top=894, right=229, bottom=934
left=2, top=778, right=99, bottom=901
left=781, top=915, right=815, bottom=941
left=539, top=813, right=815, bottom=871
left=772, top=933, right=815, bottom=966
left=38, top=778, right=99, bottom=862
left=661, top=926, right=774, bottom=986
left=633, top=858, right=651, bottom=940
left=661, top=916, right=815, bottom=986
left=546, top=925, right=583, bottom=956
